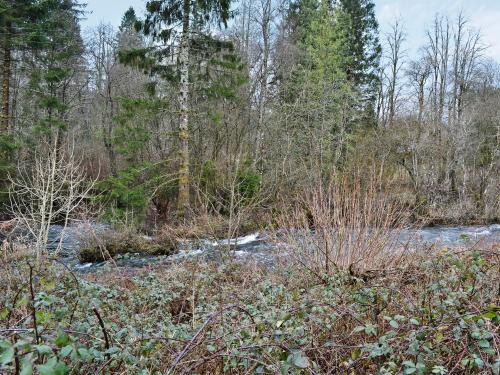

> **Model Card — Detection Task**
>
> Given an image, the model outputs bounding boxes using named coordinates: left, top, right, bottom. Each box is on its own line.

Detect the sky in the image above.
left=81, top=0, right=500, bottom=62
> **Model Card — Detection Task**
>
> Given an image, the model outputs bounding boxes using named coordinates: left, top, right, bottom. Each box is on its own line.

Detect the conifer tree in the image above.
left=333, top=0, right=381, bottom=106
left=0, top=0, right=80, bottom=131
left=120, top=0, right=233, bottom=219
left=0, top=0, right=83, bottom=206
left=27, top=0, right=84, bottom=148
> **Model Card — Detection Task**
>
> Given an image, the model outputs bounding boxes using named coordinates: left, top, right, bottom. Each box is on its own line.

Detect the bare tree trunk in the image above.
left=450, top=13, right=465, bottom=126
left=105, top=79, right=117, bottom=175
left=417, top=75, right=426, bottom=123
left=1, top=26, right=12, bottom=132
left=438, top=20, right=449, bottom=124
left=253, top=0, right=272, bottom=171
left=177, top=0, right=191, bottom=219
left=386, top=20, right=405, bottom=127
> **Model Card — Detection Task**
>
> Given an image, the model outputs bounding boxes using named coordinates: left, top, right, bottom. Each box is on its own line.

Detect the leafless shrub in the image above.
left=278, top=172, right=413, bottom=276
left=8, top=142, right=97, bottom=260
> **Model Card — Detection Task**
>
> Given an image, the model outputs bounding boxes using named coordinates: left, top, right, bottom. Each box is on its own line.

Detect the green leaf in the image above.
left=0, top=307, right=9, bottom=320
left=479, top=339, right=490, bottom=348
left=20, top=362, right=33, bottom=375
left=53, top=362, right=68, bottom=375
left=0, top=340, right=14, bottom=365
left=104, top=347, right=120, bottom=355
left=37, top=364, right=55, bottom=375
left=403, top=361, right=417, bottom=374
left=351, top=348, right=361, bottom=360
left=55, top=330, right=69, bottom=347
left=291, top=351, right=310, bottom=369
left=431, top=365, right=448, bottom=374
left=482, top=311, right=497, bottom=320
left=60, top=345, right=73, bottom=358
left=435, top=331, right=444, bottom=343
left=77, top=347, right=90, bottom=360
left=471, top=330, right=481, bottom=339
left=474, top=356, right=484, bottom=368
left=34, top=345, right=53, bottom=355
left=389, top=320, right=399, bottom=329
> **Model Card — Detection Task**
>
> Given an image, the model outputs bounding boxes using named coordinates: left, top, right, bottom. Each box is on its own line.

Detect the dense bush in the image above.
left=0, top=250, right=498, bottom=374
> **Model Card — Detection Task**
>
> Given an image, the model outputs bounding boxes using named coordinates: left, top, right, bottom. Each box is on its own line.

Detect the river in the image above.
left=42, top=223, right=500, bottom=271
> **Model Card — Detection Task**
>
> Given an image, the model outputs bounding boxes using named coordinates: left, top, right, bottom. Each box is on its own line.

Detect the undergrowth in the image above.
left=0, top=250, right=499, bottom=374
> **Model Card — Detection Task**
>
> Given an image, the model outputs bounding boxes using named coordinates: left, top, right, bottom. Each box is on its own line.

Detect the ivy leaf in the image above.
left=60, top=345, right=73, bottom=358
left=291, top=351, right=310, bottom=369
left=20, top=362, right=33, bottom=375
left=0, top=340, right=14, bottom=365
left=37, top=364, right=56, bottom=375
left=55, top=330, right=69, bottom=347
left=34, top=345, right=53, bottom=356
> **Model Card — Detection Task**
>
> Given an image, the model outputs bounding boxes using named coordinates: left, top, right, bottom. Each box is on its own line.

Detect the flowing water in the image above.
left=43, top=223, right=500, bottom=272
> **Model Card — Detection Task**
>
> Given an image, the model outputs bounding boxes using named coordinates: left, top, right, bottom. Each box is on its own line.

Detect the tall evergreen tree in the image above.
left=0, top=0, right=79, bottom=131
left=120, top=7, right=137, bottom=32
left=120, top=0, right=233, bottom=219
left=333, top=0, right=381, bottom=105
left=0, top=0, right=83, bottom=206
left=27, top=0, right=84, bottom=148
left=0, top=0, right=32, bottom=131
left=279, top=1, right=356, bottom=172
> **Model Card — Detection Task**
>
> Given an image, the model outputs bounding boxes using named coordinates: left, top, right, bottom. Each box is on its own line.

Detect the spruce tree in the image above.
left=0, top=0, right=83, bottom=207
left=333, top=0, right=381, bottom=105
left=27, top=0, right=84, bottom=147
left=0, top=0, right=78, bottom=131
left=120, top=0, right=233, bottom=219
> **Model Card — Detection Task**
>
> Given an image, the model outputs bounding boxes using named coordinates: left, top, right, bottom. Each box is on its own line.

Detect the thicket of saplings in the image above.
left=1, top=176, right=499, bottom=374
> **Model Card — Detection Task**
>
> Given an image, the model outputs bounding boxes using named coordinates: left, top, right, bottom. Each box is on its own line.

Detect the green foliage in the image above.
left=1, top=251, right=498, bottom=374
left=334, top=0, right=382, bottom=100
left=24, top=0, right=84, bottom=139
left=120, top=0, right=234, bottom=84
left=119, top=7, right=137, bottom=31
left=280, top=1, right=360, bottom=171
left=112, top=97, right=163, bottom=163
left=236, top=164, right=261, bottom=202
left=96, top=166, right=149, bottom=225
left=96, top=162, right=176, bottom=226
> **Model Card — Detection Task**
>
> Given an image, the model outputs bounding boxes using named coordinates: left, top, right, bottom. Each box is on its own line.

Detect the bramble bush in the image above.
left=0, top=250, right=498, bottom=374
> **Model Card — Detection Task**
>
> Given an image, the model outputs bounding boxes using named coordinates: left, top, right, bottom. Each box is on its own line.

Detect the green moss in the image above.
left=79, top=231, right=177, bottom=263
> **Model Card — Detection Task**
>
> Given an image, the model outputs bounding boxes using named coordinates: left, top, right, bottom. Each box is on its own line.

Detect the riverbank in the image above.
left=1, top=248, right=498, bottom=374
